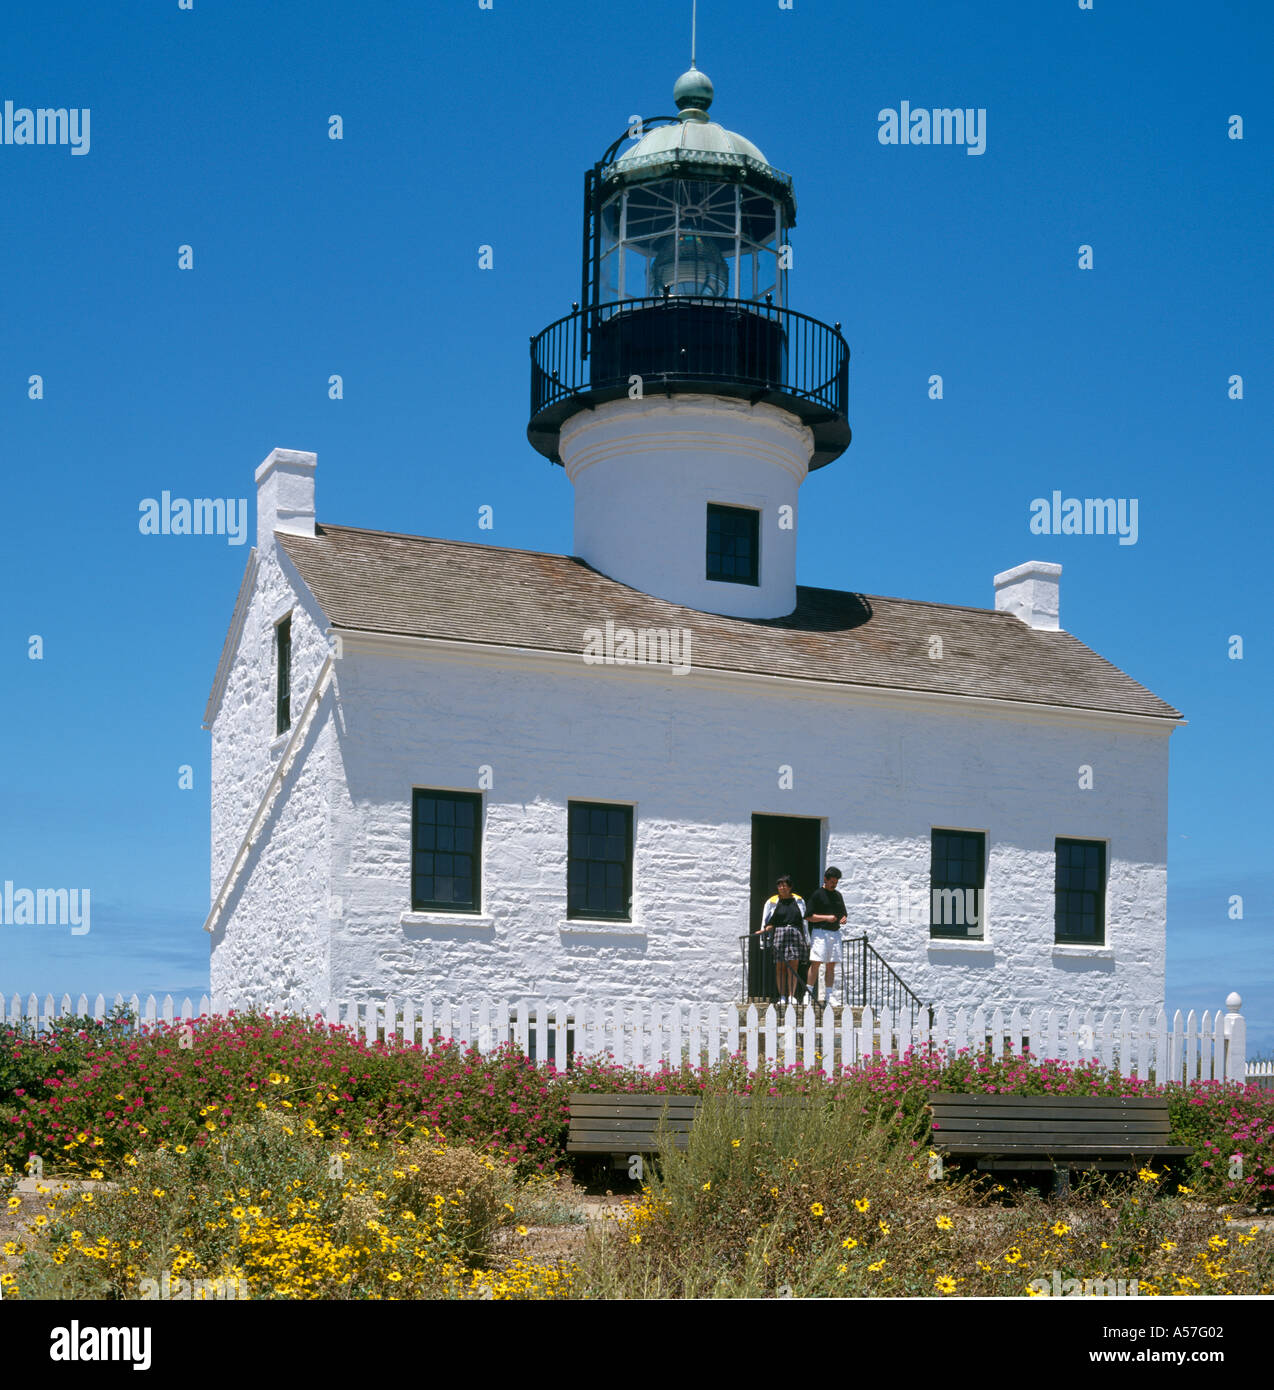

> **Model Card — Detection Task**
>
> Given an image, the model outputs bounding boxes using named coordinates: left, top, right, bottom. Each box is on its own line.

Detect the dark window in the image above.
left=412, top=790, right=481, bottom=912
left=1054, top=838, right=1106, bottom=944
left=275, top=615, right=291, bottom=736
left=929, top=829, right=985, bottom=938
left=706, top=504, right=759, bottom=585
left=568, top=802, right=633, bottom=920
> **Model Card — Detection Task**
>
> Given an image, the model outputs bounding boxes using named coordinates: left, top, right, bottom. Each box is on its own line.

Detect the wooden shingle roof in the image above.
left=278, top=524, right=1181, bottom=721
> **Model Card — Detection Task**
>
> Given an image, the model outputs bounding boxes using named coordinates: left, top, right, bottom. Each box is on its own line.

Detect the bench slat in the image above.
left=928, top=1117, right=1167, bottom=1128
left=942, top=1141, right=1192, bottom=1154
left=929, top=1093, right=1167, bottom=1109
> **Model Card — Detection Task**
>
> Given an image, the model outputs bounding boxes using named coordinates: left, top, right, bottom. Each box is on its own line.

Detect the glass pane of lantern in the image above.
left=598, top=246, right=618, bottom=301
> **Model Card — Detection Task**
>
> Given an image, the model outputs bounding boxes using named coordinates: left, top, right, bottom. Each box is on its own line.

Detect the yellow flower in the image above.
left=1177, top=1184, right=1193, bottom=1195
left=123, top=1155, right=137, bottom=1167
left=810, top=1203, right=824, bottom=1217
left=152, top=1189, right=166, bottom=1199
left=769, top=1187, right=779, bottom=1198
left=934, top=1274, right=957, bottom=1294
left=32, top=1215, right=47, bottom=1227
left=841, top=1237, right=858, bottom=1250
left=174, top=1145, right=187, bottom=1155
left=1208, top=1236, right=1227, bottom=1250
left=1160, top=1241, right=1177, bottom=1253
left=1137, top=1167, right=1159, bottom=1183
left=854, top=1198, right=869, bottom=1213
left=701, top=1182, right=711, bottom=1192
left=731, top=1138, right=741, bottom=1148
left=516, top=1226, right=528, bottom=1237
left=75, top=1133, right=87, bottom=1144
left=836, top=1263, right=848, bottom=1275
left=1051, top=1221, right=1071, bottom=1236
left=878, top=1219, right=890, bottom=1235
left=935, top=1215, right=954, bottom=1231
left=80, top=1193, right=93, bottom=1204
left=868, top=1258, right=885, bottom=1272
left=1004, top=1248, right=1022, bottom=1264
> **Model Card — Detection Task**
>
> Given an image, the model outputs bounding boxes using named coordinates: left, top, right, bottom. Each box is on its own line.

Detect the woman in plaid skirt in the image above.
left=756, top=874, right=808, bottom=1008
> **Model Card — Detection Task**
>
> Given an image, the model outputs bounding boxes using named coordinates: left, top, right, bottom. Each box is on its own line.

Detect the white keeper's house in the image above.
left=203, top=68, right=1182, bottom=1016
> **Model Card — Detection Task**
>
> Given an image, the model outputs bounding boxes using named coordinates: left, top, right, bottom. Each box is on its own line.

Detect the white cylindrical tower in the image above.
left=528, top=67, right=850, bottom=620
left=563, top=393, right=811, bottom=618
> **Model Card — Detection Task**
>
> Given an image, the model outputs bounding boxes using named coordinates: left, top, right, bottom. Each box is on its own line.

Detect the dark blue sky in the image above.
left=2, top=1, right=1270, bottom=1051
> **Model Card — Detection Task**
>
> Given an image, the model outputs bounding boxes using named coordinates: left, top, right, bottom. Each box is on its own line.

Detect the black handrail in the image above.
left=531, top=295, right=849, bottom=422
left=739, top=930, right=930, bottom=1026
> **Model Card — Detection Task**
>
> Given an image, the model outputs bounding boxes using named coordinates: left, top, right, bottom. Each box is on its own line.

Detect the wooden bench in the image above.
left=927, top=1092, right=1193, bottom=1196
left=567, top=1093, right=702, bottom=1165
left=567, top=1092, right=812, bottom=1168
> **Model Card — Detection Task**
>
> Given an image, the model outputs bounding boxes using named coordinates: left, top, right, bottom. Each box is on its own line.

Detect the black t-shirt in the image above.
left=805, top=887, right=847, bottom=930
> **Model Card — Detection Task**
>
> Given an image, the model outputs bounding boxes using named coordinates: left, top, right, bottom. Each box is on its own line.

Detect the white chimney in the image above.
left=255, top=448, right=316, bottom=552
left=994, top=560, right=1061, bottom=631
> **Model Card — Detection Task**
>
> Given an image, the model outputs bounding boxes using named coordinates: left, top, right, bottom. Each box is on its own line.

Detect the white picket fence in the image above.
left=1246, top=1058, right=1274, bottom=1091
left=0, top=989, right=1250, bottom=1086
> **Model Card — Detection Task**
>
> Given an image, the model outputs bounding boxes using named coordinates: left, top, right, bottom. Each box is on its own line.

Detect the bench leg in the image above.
left=1051, top=1165, right=1071, bottom=1199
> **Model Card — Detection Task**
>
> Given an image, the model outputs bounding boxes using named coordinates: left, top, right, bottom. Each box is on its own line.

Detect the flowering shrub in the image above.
left=3, top=1115, right=573, bottom=1300
left=0, top=1014, right=568, bottom=1179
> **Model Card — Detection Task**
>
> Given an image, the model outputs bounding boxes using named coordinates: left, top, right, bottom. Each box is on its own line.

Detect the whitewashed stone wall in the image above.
left=218, top=635, right=1169, bottom=1016
left=207, top=535, right=334, bottom=1008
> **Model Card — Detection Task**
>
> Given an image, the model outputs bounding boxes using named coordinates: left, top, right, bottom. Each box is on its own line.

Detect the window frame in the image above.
left=1053, top=837, right=1107, bottom=945
left=274, top=613, right=292, bottom=737
left=928, top=827, right=986, bottom=940
left=567, top=800, right=634, bottom=922
left=705, top=503, right=760, bottom=587
left=410, top=788, right=483, bottom=915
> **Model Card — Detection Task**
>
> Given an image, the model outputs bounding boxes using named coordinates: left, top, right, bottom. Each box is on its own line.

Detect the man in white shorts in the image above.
left=804, top=867, right=847, bottom=1008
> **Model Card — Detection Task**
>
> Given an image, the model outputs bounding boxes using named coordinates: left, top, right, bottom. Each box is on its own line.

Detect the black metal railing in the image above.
left=740, top=930, right=929, bottom=1025
left=529, top=295, right=850, bottom=466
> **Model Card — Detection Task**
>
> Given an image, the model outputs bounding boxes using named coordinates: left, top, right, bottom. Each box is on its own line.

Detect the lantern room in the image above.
left=528, top=66, right=851, bottom=471
left=594, top=67, right=794, bottom=307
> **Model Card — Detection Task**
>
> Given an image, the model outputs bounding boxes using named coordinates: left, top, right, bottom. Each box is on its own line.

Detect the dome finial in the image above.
left=674, top=65, right=714, bottom=121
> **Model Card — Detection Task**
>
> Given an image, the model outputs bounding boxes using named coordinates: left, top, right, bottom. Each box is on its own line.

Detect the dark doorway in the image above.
left=746, top=814, right=823, bottom=1002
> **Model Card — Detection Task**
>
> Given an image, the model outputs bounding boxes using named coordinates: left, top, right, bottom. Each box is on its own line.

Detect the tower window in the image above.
left=706, top=504, right=759, bottom=586
left=275, top=614, right=292, bottom=736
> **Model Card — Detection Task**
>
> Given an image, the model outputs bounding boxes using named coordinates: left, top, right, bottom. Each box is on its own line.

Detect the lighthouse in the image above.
left=528, top=67, right=850, bottom=620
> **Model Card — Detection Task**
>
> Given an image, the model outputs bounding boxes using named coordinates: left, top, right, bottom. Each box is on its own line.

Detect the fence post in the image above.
left=1224, top=992, right=1246, bottom=1084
